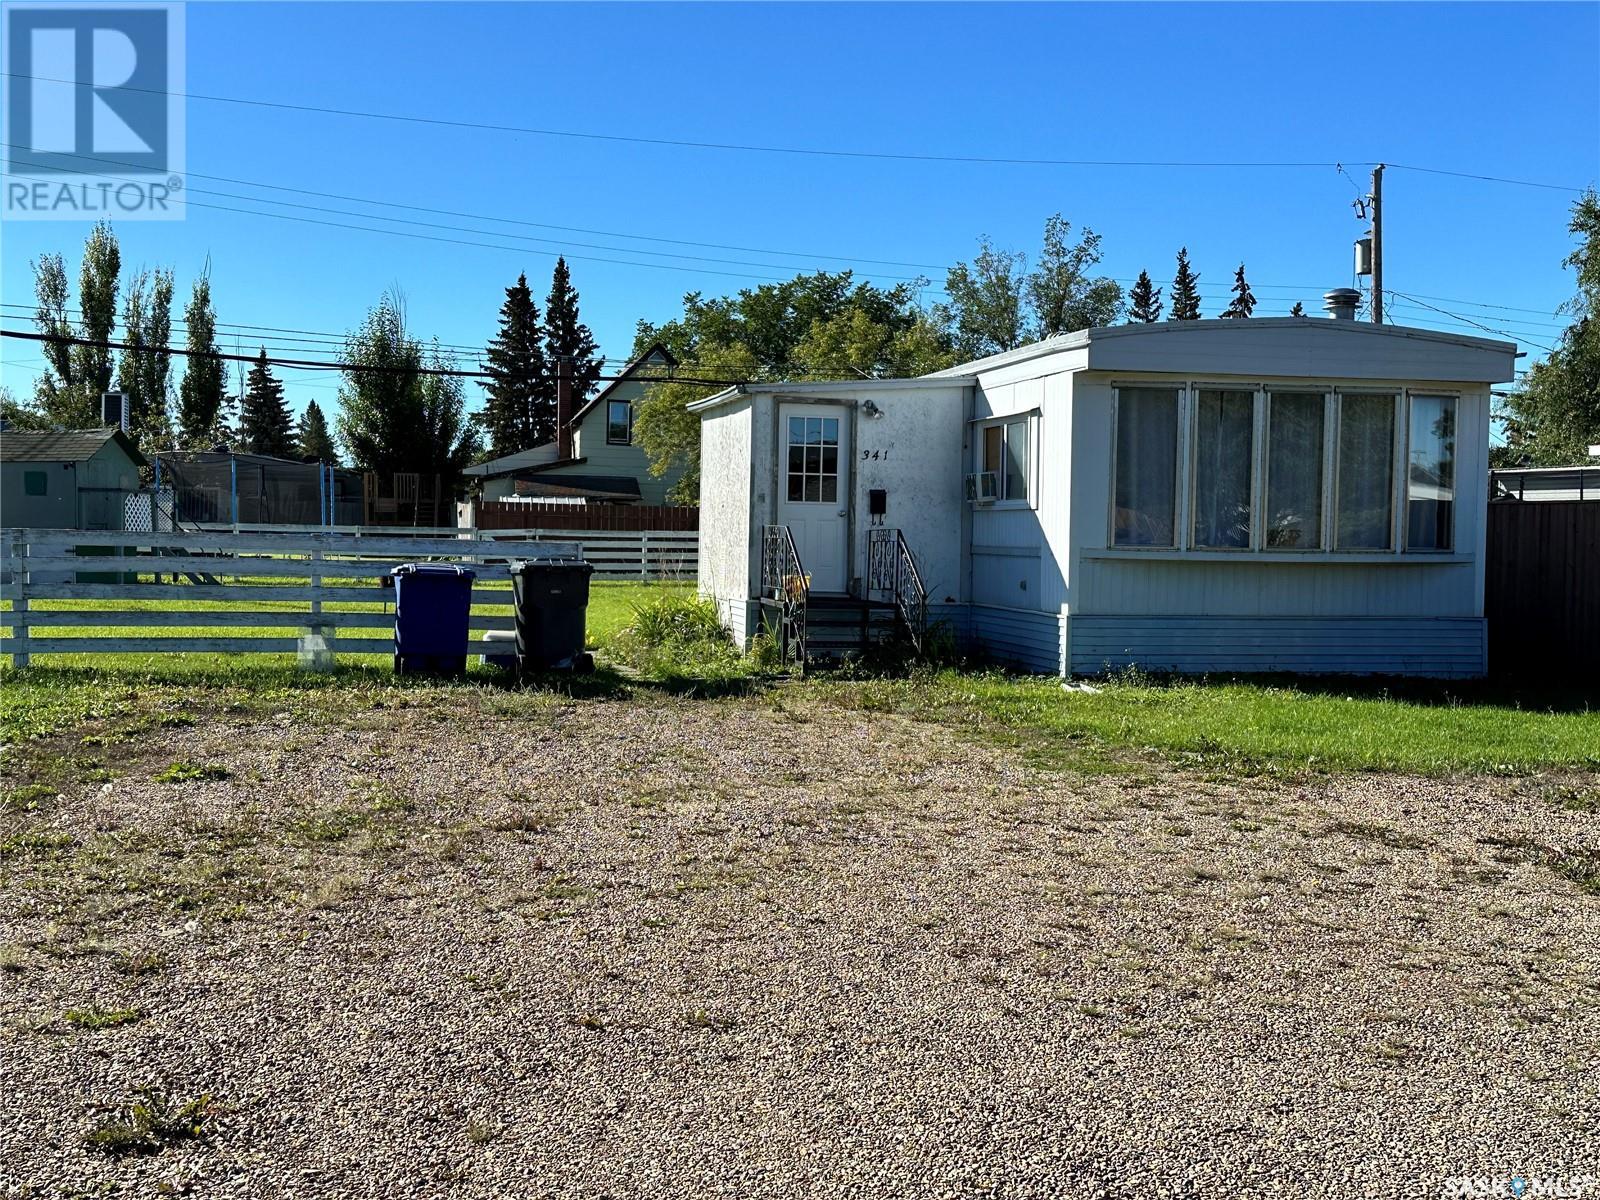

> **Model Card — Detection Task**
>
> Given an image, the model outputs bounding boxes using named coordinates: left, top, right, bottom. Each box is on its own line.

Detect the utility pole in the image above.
left=1371, top=163, right=1385, bottom=324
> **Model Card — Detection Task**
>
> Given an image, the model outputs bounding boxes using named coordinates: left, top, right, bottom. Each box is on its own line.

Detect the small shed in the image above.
left=0, top=428, right=146, bottom=529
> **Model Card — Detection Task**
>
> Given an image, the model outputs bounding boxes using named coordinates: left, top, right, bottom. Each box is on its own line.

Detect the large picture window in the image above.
left=1265, top=391, right=1325, bottom=550
left=1335, top=393, right=1395, bottom=550
left=1407, top=394, right=1456, bottom=551
left=1113, top=387, right=1180, bottom=546
left=1191, top=388, right=1255, bottom=549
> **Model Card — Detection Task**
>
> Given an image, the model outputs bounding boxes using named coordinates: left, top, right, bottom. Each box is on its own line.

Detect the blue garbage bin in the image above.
left=389, top=563, right=475, bottom=675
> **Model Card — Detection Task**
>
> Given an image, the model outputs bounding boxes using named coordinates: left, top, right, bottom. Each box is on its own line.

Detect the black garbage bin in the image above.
left=509, top=558, right=594, bottom=673
left=389, top=563, right=475, bottom=675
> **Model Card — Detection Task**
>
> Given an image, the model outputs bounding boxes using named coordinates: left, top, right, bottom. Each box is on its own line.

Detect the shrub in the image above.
left=611, top=593, right=748, bottom=681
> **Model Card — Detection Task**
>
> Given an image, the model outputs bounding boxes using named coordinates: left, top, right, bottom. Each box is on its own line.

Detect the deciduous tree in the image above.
left=30, top=221, right=121, bottom=428
left=116, top=266, right=175, bottom=448
left=176, top=273, right=226, bottom=446
left=1496, top=190, right=1600, bottom=466
left=1027, top=214, right=1123, bottom=336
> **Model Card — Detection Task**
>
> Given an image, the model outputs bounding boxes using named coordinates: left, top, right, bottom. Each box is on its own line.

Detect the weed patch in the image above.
left=83, top=1088, right=213, bottom=1156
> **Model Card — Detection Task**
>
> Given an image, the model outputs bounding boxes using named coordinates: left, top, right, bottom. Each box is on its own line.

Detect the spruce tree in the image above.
left=177, top=275, right=226, bottom=446
left=1170, top=248, right=1202, bottom=321
left=297, top=400, right=338, bottom=463
left=1221, top=263, right=1256, bottom=318
left=544, top=257, right=602, bottom=402
left=1290, top=301, right=1307, bottom=317
left=1128, top=270, right=1163, bottom=323
left=480, top=272, right=550, bottom=456
left=238, top=348, right=294, bottom=456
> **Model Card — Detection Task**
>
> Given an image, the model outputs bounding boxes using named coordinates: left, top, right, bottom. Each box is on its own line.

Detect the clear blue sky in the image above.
left=2, top=1, right=1596, bottom=420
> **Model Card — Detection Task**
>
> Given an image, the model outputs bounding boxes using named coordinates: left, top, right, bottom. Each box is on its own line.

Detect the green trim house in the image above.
left=0, top=427, right=146, bottom=529
left=464, top=345, right=687, bottom=505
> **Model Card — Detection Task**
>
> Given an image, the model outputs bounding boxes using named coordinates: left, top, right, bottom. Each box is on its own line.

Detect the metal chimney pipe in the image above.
left=1323, top=289, right=1361, bottom=320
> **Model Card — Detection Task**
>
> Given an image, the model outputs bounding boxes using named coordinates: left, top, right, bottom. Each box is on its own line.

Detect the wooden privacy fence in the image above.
left=0, top=528, right=581, bottom=667
left=1485, top=500, right=1600, bottom=676
left=474, top=501, right=699, bottom=531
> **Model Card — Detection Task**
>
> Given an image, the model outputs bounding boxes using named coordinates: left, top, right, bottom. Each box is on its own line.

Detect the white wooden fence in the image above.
left=179, top=524, right=699, bottom=579
left=0, top=528, right=588, bottom=667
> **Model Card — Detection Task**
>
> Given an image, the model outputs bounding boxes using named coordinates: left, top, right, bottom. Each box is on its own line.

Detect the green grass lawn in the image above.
left=4, top=582, right=1597, bottom=777
left=818, top=670, right=1600, bottom=777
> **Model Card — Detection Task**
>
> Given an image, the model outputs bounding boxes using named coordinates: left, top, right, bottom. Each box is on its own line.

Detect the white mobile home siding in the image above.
left=697, top=396, right=756, bottom=642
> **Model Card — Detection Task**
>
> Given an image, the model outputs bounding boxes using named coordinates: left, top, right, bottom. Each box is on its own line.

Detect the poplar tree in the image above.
left=30, top=221, right=121, bottom=428
left=479, top=272, right=550, bottom=456
left=1222, top=263, right=1256, bottom=318
left=544, top=257, right=602, bottom=402
left=1170, top=248, right=1202, bottom=321
left=1128, top=270, right=1163, bottom=323
left=238, top=348, right=294, bottom=456
left=117, top=266, right=175, bottom=448
left=177, top=274, right=226, bottom=446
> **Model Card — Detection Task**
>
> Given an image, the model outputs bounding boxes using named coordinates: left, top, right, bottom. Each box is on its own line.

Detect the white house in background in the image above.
left=463, top=345, right=684, bottom=505
left=693, top=306, right=1518, bottom=678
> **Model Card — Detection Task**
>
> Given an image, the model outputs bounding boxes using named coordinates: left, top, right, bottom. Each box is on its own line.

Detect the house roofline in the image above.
left=925, top=318, right=1519, bottom=379
left=687, top=375, right=978, bottom=414
left=569, top=342, right=679, bottom=425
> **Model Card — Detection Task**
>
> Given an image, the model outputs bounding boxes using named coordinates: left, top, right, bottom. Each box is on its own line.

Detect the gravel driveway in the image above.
left=2, top=686, right=1596, bottom=1197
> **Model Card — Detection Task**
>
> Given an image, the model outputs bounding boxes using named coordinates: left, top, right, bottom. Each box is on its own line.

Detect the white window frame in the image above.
left=1106, top=379, right=1464, bottom=560
left=971, top=411, right=1039, bottom=510
left=1401, top=389, right=1460, bottom=554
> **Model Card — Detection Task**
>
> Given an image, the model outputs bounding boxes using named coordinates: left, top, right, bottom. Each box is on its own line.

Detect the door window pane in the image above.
left=1407, top=394, right=1456, bottom=550
left=1113, top=387, right=1179, bottom=547
left=1004, top=419, right=1029, bottom=501
left=785, top=412, right=840, bottom=505
left=1265, top=391, right=1324, bottom=549
left=1336, top=394, right=1395, bottom=550
left=1191, top=388, right=1254, bottom=549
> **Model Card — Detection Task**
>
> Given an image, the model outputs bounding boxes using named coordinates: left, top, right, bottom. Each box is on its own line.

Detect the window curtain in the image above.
left=1266, top=392, right=1324, bottom=549
left=1191, top=389, right=1254, bottom=549
left=1113, top=388, right=1179, bottom=546
left=1336, top=394, right=1395, bottom=550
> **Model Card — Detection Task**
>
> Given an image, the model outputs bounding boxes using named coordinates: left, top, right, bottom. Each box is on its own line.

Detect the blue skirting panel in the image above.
left=967, top=605, right=1065, bottom=674
left=1068, top=615, right=1488, bottom=679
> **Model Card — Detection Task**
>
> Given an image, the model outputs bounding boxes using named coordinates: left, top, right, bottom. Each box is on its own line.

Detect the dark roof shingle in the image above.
left=0, top=428, right=146, bottom=467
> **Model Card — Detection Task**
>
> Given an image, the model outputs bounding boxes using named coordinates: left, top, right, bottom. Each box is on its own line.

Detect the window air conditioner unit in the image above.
left=965, top=471, right=999, bottom=505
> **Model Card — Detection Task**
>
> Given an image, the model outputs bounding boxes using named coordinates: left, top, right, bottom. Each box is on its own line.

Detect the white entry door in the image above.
left=777, top=405, right=851, bottom=593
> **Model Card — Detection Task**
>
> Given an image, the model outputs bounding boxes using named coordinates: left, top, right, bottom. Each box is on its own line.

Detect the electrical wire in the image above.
left=0, top=328, right=750, bottom=385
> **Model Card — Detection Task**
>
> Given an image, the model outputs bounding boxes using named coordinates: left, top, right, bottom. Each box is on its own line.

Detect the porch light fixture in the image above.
left=861, top=399, right=884, bottom=419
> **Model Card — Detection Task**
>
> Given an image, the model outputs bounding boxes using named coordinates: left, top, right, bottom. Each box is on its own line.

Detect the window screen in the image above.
left=1336, top=393, right=1396, bottom=550
left=1191, top=388, right=1255, bottom=549
left=1265, top=391, right=1325, bottom=549
left=786, top=415, right=839, bottom=504
left=1407, top=394, right=1456, bottom=551
left=1113, top=387, right=1180, bottom=547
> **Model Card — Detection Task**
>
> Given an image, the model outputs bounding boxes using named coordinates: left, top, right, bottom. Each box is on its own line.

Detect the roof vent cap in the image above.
left=1323, top=289, right=1361, bottom=320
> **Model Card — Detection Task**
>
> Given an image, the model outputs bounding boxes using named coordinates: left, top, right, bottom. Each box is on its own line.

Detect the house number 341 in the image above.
left=860, top=449, right=890, bottom=461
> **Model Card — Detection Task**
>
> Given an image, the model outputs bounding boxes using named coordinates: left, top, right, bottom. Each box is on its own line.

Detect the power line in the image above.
left=1386, top=162, right=1591, bottom=195
left=0, top=71, right=1364, bottom=171
left=0, top=328, right=749, bottom=385
left=1384, top=289, right=1558, bottom=353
